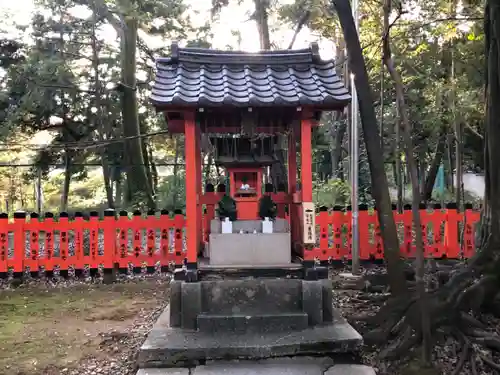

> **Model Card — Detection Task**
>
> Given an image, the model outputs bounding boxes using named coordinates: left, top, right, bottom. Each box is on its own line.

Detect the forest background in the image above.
left=0, top=0, right=484, bottom=213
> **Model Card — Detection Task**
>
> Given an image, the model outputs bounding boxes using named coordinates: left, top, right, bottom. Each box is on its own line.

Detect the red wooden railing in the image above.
left=0, top=205, right=481, bottom=276
left=308, top=205, right=480, bottom=261
left=0, top=211, right=186, bottom=275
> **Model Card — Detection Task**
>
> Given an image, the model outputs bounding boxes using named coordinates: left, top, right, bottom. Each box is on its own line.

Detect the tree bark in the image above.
left=120, top=16, right=155, bottom=209
left=331, top=119, right=347, bottom=178
left=114, top=178, right=122, bottom=207
left=332, top=0, right=408, bottom=296
left=483, top=0, right=500, bottom=247
left=455, top=124, right=464, bottom=208
left=446, top=134, right=454, bottom=193
left=254, top=0, right=271, bottom=50
left=423, top=132, right=446, bottom=202
left=418, top=148, right=426, bottom=196
left=382, top=0, right=431, bottom=364
left=61, top=149, right=72, bottom=212
left=331, top=33, right=348, bottom=179
left=91, top=8, right=114, bottom=209
left=395, top=109, right=403, bottom=211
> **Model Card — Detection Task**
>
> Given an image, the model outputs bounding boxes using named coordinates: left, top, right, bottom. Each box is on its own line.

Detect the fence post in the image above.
left=444, top=202, right=459, bottom=259
left=44, top=212, right=55, bottom=276
left=358, top=204, right=370, bottom=260
left=59, top=212, right=69, bottom=277
left=317, top=206, right=329, bottom=259
left=102, top=208, right=116, bottom=284
left=12, top=211, right=26, bottom=277
left=463, top=203, right=478, bottom=258
left=0, top=213, right=8, bottom=278
left=403, top=204, right=414, bottom=257
left=332, top=205, right=345, bottom=260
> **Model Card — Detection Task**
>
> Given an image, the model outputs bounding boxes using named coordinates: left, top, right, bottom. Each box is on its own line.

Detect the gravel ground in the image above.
left=65, top=296, right=167, bottom=375
left=0, top=276, right=171, bottom=375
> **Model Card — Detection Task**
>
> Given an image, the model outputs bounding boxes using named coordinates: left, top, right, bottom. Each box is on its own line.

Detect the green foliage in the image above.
left=258, top=194, right=277, bottom=220
left=156, top=172, right=186, bottom=211
left=217, top=194, right=237, bottom=221
left=314, top=178, right=350, bottom=207
left=0, top=0, right=488, bottom=213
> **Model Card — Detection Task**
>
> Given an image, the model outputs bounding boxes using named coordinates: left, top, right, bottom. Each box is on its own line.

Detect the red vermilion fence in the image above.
left=307, top=206, right=480, bottom=262
left=0, top=205, right=481, bottom=276
left=0, top=211, right=186, bottom=276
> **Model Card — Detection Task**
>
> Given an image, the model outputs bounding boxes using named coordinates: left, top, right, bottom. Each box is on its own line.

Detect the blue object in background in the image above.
left=434, top=164, right=445, bottom=196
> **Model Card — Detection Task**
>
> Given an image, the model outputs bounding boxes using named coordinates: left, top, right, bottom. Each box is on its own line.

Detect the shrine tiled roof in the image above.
left=150, top=42, right=351, bottom=109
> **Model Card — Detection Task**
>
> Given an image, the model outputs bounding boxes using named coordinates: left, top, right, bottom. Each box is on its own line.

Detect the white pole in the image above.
left=350, top=0, right=360, bottom=275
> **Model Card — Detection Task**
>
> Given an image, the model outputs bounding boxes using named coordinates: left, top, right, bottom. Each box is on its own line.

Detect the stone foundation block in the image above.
left=181, top=282, right=202, bottom=330
left=302, top=280, right=323, bottom=326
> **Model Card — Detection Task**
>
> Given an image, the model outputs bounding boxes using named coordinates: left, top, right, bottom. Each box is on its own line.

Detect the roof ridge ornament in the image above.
left=310, top=42, right=321, bottom=63
left=170, top=41, right=179, bottom=62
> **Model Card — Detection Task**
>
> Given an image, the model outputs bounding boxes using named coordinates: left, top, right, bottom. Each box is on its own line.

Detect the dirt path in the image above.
left=0, top=279, right=170, bottom=375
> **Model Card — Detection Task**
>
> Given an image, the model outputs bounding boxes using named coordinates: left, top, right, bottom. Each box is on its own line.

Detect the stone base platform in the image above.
left=137, top=307, right=363, bottom=368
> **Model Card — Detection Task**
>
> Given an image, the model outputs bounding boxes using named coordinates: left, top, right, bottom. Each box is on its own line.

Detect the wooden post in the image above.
left=301, top=116, right=313, bottom=202
left=288, top=129, right=298, bottom=249
left=184, top=112, right=199, bottom=264
left=195, top=123, right=203, bottom=255
left=288, top=130, right=297, bottom=194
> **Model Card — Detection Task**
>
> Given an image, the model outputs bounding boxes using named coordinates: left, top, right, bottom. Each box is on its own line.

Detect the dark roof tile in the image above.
left=151, top=43, right=351, bottom=109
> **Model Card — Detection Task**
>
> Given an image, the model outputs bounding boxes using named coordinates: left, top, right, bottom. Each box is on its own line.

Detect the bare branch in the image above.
left=83, top=0, right=125, bottom=37
left=465, top=123, right=484, bottom=139
left=287, top=10, right=311, bottom=49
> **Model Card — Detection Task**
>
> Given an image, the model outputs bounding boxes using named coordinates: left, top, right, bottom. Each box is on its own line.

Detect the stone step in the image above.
left=197, top=312, right=308, bottom=333
left=138, top=307, right=363, bottom=368
left=136, top=363, right=376, bottom=375
left=200, top=279, right=302, bottom=314
left=325, top=364, right=376, bottom=375
left=137, top=370, right=189, bottom=375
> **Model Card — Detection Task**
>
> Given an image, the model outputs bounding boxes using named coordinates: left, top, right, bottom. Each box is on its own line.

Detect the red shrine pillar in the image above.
left=288, top=130, right=297, bottom=195
left=288, top=129, right=299, bottom=248
left=184, top=112, right=200, bottom=265
left=300, top=113, right=314, bottom=263
left=300, top=116, right=313, bottom=202
left=195, top=123, right=203, bottom=255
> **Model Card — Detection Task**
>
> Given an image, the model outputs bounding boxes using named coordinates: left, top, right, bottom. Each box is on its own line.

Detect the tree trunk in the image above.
left=114, top=178, right=123, bottom=207
left=331, top=32, right=348, bottom=180
left=455, top=125, right=464, bottom=208
left=446, top=135, right=454, bottom=192
left=254, top=0, right=271, bottom=50
left=91, top=9, right=114, bottom=209
left=331, top=120, right=347, bottom=179
left=61, top=150, right=72, bottom=212
left=382, top=0, right=431, bottom=364
left=418, top=148, right=426, bottom=196
left=141, top=136, right=156, bottom=199
left=483, top=1, right=500, bottom=246
left=395, top=110, right=403, bottom=211
left=148, top=142, right=158, bottom=198
left=252, top=0, right=288, bottom=188
left=102, top=159, right=114, bottom=208
left=332, top=0, right=408, bottom=296
left=423, top=132, right=446, bottom=202
left=120, top=17, right=155, bottom=209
